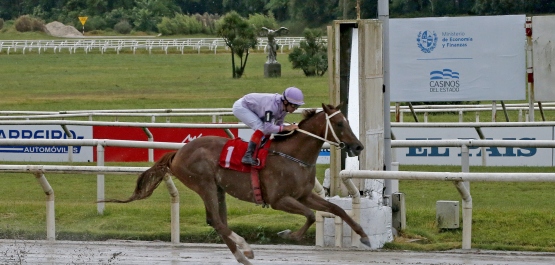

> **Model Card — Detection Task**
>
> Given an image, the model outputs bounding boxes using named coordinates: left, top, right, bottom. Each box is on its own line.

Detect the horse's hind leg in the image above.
left=301, top=192, right=371, bottom=247
left=270, top=196, right=317, bottom=241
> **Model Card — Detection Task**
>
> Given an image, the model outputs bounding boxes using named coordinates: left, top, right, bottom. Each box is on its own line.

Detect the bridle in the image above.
left=295, top=110, right=346, bottom=149
left=267, top=109, right=346, bottom=167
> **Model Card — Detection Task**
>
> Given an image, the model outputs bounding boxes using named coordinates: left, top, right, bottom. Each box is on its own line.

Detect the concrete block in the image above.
left=264, top=63, right=281, bottom=77
left=323, top=196, right=393, bottom=249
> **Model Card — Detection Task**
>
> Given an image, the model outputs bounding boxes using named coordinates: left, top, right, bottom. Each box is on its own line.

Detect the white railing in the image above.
left=1, top=103, right=553, bottom=123
left=0, top=37, right=321, bottom=55
left=0, top=164, right=180, bottom=243
left=393, top=102, right=555, bottom=122
left=0, top=107, right=312, bottom=123
left=359, top=138, right=555, bottom=249
left=340, top=169, right=555, bottom=250
left=3, top=137, right=554, bottom=246
left=0, top=137, right=330, bottom=243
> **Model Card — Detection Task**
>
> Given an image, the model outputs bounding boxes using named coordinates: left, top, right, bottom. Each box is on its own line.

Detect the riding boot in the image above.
left=241, top=141, right=258, bottom=165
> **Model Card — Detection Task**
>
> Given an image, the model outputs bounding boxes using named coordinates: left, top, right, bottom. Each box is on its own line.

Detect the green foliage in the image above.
left=132, top=7, right=157, bottom=32
left=0, top=18, right=3, bottom=30
left=105, top=8, right=132, bottom=30
left=4, top=0, right=555, bottom=33
left=217, top=11, right=258, bottom=78
left=288, top=28, right=327, bottom=77
left=84, top=16, right=108, bottom=31
left=14, top=15, right=45, bottom=33
left=247, top=13, right=278, bottom=32
left=193, top=13, right=220, bottom=35
left=264, top=0, right=290, bottom=21
left=288, top=0, right=338, bottom=27
left=114, top=20, right=132, bottom=34
left=157, top=13, right=204, bottom=35
left=131, top=0, right=181, bottom=32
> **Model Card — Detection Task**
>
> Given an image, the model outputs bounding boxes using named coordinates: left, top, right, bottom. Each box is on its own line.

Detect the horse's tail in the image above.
left=99, top=151, right=176, bottom=203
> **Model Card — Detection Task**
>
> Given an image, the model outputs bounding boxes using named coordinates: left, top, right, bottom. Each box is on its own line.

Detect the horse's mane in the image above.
left=272, top=105, right=334, bottom=142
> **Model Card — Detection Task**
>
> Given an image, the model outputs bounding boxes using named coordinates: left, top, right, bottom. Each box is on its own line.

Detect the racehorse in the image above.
left=101, top=103, right=370, bottom=265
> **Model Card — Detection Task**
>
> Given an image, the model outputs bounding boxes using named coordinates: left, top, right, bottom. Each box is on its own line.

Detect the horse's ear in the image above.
left=322, top=103, right=331, bottom=113
left=336, top=102, right=345, bottom=110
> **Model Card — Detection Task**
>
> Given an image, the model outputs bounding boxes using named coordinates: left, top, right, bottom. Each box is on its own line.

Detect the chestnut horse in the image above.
left=102, top=103, right=370, bottom=265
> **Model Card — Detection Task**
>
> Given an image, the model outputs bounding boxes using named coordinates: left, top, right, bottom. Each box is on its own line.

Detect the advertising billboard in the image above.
left=390, top=15, right=526, bottom=102
left=0, top=125, right=93, bottom=162
left=392, top=126, right=554, bottom=166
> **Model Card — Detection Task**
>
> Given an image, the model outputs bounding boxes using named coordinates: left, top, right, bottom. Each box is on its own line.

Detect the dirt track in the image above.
left=1, top=239, right=554, bottom=265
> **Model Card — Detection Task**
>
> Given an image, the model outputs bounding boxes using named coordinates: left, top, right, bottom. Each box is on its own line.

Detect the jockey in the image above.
left=232, top=87, right=305, bottom=165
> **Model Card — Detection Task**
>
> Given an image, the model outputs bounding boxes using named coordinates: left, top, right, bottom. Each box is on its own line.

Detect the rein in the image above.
left=296, top=110, right=345, bottom=148
left=267, top=149, right=314, bottom=167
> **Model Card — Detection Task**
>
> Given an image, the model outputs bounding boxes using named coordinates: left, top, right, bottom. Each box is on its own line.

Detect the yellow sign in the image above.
left=78, top=17, right=88, bottom=26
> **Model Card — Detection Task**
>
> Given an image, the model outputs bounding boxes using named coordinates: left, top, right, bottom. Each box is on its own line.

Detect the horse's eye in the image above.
left=337, top=121, right=344, bottom=128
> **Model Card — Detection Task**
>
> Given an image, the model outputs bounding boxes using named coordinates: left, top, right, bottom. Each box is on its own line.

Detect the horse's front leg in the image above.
left=270, top=196, right=316, bottom=241
left=300, top=192, right=371, bottom=247
left=196, top=185, right=254, bottom=264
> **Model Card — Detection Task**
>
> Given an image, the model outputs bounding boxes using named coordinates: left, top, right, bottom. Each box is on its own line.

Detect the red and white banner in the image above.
left=93, top=126, right=237, bottom=162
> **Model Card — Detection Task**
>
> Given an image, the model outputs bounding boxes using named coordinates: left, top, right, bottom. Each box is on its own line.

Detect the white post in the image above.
left=61, top=125, right=73, bottom=162
left=164, top=174, right=180, bottom=243
left=35, top=172, right=55, bottom=240
left=334, top=215, right=343, bottom=247
left=453, top=181, right=472, bottom=249
left=460, top=145, right=471, bottom=249
left=315, top=212, right=324, bottom=247
left=97, top=143, right=105, bottom=215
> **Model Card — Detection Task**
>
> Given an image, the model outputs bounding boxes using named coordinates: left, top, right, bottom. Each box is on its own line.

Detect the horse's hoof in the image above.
left=360, top=237, right=372, bottom=248
left=243, top=250, right=254, bottom=259
left=277, top=229, right=291, bottom=239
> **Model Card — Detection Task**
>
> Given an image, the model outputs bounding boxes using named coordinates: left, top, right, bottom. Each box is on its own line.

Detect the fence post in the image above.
left=97, top=143, right=105, bottom=215
left=35, top=172, right=55, bottom=240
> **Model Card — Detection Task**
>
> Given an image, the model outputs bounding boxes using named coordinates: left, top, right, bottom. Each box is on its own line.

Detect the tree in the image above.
left=217, top=11, right=258, bottom=78
left=264, top=0, right=289, bottom=21
left=289, top=0, right=338, bottom=27
left=222, top=0, right=267, bottom=17
left=288, top=28, right=328, bottom=77
left=132, top=0, right=180, bottom=32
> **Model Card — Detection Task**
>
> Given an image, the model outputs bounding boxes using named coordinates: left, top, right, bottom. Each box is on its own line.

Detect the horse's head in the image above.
left=321, top=103, right=364, bottom=157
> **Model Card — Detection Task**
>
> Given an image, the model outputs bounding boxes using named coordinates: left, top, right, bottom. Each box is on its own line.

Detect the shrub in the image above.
left=157, top=17, right=174, bottom=35
left=197, top=13, right=220, bottom=34
left=106, top=8, right=131, bottom=29
left=0, top=19, right=4, bottom=30
left=288, top=28, right=328, bottom=76
left=114, top=20, right=132, bottom=34
left=157, top=13, right=206, bottom=35
left=31, top=18, right=45, bottom=32
left=85, top=16, right=108, bottom=31
left=185, top=15, right=203, bottom=34
left=14, top=15, right=45, bottom=32
left=248, top=13, right=278, bottom=32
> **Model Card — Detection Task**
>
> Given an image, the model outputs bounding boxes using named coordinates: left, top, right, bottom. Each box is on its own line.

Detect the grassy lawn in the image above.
left=1, top=37, right=555, bottom=252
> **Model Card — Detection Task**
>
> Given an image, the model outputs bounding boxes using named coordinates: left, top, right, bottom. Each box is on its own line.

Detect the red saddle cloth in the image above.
left=219, top=138, right=271, bottom=173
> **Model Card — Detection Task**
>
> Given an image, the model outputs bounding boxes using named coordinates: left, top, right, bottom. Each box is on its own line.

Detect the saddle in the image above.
left=219, top=138, right=271, bottom=172
left=219, top=138, right=272, bottom=206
